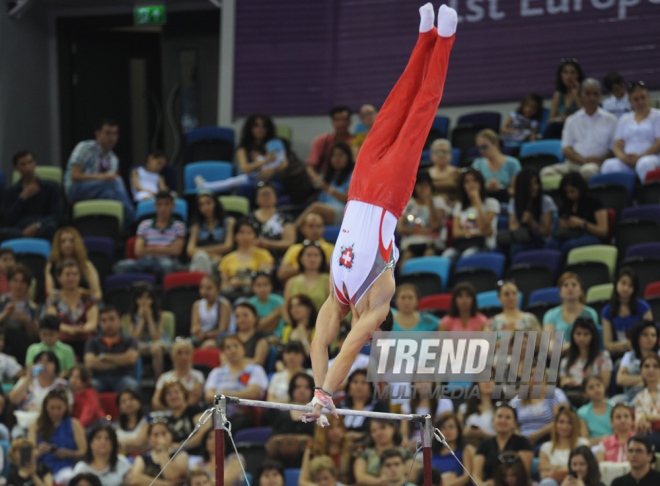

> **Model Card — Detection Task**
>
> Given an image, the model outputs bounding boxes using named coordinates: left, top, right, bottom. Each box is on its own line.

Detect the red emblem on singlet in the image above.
left=339, top=245, right=355, bottom=269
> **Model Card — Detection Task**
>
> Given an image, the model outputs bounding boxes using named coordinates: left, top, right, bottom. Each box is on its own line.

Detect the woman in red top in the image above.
left=68, top=365, right=106, bottom=428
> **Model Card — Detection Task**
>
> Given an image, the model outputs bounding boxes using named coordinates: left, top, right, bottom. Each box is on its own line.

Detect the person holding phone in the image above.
left=7, top=437, right=53, bottom=486
left=560, top=446, right=604, bottom=486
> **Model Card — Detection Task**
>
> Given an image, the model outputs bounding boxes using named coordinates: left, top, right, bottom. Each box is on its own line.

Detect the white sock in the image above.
left=437, top=4, right=458, bottom=37
left=419, top=2, right=434, bottom=33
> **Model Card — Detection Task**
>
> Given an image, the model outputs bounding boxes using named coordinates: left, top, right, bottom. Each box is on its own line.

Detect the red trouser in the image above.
left=348, top=29, right=455, bottom=219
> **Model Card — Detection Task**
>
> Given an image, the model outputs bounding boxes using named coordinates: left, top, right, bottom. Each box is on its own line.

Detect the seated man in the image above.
left=1, top=150, right=61, bottom=243
left=611, top=435, right=660, bottom=486
left=277, top=213, right=334, bottom=282
left=541, top=78, right=617, bottom=181
left=307, top=106, right=353, bottom=175
left=84, top=306, right=139, bottom=392
left=64, top=118, right=135, bottom=229
left=113, top=191, right=186, bottom=280
left=25, top=315, right=76, bottom=372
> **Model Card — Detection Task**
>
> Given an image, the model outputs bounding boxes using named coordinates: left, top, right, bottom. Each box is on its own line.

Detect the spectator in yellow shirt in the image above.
left=277, top=213, right=334, bottom=282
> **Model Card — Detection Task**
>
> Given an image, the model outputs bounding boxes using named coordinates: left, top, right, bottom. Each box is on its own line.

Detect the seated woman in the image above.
left=219, top=220, right=274, bottom=299
left=116, top=388, right=148, bottom=455
left=152, top=338, right=204, bottom=410
left=501, top=93, right=543, bottom=143
left=283, top=241, right=330, bottom=314
left=397, top=171, right=447, bottom=266
left=615, top=319, right=659, bottom=406
left=247, top=182, right=295, bottom=260
left=204, top=335, right=268, bottom=430
left=543, top=272, right=600, bottom=355
left=596, top=404, right=635, bottom=462
left=67, top=365, right=105, bottom=429
left=559, top=317, right=612, bottom=407
left=507, top=169, right=556, bottom=254
left=510, top=361, right=570, bottom=446
left=493, top=452, right=532, bottom=486
left=267, top=341, right=310, bottom=403
left=473, top=404, right=533, bottom=486
left=72, top=423, right=131, bottom=486
left=430, top=413, right=474, bottom=486
left=353, top=419, right=414, bottom=486
left=577, top=375, right=613, bottom=446
left=559, top=446, right=603, bottom=486
left=248, top=271, right=285, bottom=336
left=400, top=383, right=452, bottom=445
left=340, top=369, right=390, bottom=440
left=0, top=264, right=39, bottom=363
left=28, top=389, right=87, bottom=485
left=603, top=267, right=653, bottom=359
left=546, top=173, right=608, bottom=263
left=442, top=168, right=500, bottom=263
left=307, top=457, right=344, bottom=486
left=601, top=81, right=660, bottom=182
left=428, top=138, right=461, bottom=203
left=234, top=302, right=269, bottom=368
left=471, top=129, right=521, bottom=201
left=538, top=409, right=589, bottom=486
left=491, top=281, right=541, bottom=336
left=190, top=275, right=233, bottom=348
left=123, top=281, right=169, bottom=378
left=300, top=416, right=352, bottom=486
left=187, top=191, right=235, bottom=274
left=457, top=374, right=496, bottom=446
left=129, top=421, right=188, bottom=486
left=392, top=284, right=440, bottom=332
left=439, top=282, right=488, bottom=332
left=7, top=437, right=53, bottom=486
left=296, top=142, right=355, bottom=228
left=280, top=295, right=316, bottom=359
left=263, top=372, right=315, bottom=441
left=549, top=59, right=583, bottom=124
left=45, top=227, right=102, bottom=301
left=45, top=259, right=98, bottom=359
left=633, top=354, right=660, bottom=449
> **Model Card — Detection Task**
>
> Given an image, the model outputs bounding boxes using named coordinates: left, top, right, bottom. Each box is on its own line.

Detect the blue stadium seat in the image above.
left=0, top=238, right=50, bottom=259
left=519, top=140, right=563, bottom=161
left=184, top=161, right=234, bottom=194
left=402, top=256, right=451, bottom=293
left=527, top=287, right=561, bottom=305
left=590, top=172, right=637, bottom=201
left=135, top=198, right=188, bottom=224
left=456, top=253, right=506, bottom=280
left=477, top=290, right=522, bottom=309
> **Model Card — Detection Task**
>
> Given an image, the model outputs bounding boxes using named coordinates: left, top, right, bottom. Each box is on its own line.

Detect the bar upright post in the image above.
left=421, top=415, right=433, bottom=486
left=215, top=395, right=226, bottom=486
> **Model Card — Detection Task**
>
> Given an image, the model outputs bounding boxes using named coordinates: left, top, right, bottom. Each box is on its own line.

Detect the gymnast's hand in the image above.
left=301, top=389, right=338, bottom=427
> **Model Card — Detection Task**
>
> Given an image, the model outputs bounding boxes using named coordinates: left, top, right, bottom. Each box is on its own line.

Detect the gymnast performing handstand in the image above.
left=301, top=3, right=458, bottom=426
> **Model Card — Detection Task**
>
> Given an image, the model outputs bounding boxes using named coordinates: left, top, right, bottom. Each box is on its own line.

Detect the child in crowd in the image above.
left=248, top=271, right=284, bottom=337
left=191, top=275, right=233, bottom=347
left=596, top=404, right=635, bottom=462
left=501, top=93, right=543, bottom=143
left=602, top=72, right=632, bottom=119
left=67, top=364, right=105, bottom=428
left=25, top=316, right=76, bottom=372
left=124, top=281, right=169, bottom=377
left=577, top=375, right=613, bottom=446
left=131, top=150, right=173, bottom=202
left=0, top=247, right=16, bottom=294
left=8, top=437, right=53, bottom=486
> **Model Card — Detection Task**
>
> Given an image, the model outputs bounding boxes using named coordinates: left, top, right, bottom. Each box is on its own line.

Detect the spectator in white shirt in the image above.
left=602, top=72, right=632, bottom=119
left=541, top=78, right=617, bottom=181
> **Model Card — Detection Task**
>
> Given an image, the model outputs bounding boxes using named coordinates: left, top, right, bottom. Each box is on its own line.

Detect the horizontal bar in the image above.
left=216, top=395, right=427, bottom=422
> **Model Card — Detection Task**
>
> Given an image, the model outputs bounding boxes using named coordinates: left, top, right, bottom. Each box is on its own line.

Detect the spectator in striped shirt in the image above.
left=114, top=191, right=185, bottom=280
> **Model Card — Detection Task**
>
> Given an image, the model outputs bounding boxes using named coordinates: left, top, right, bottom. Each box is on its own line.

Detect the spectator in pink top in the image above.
left=306, top=106, right=354, bottom=175
left=439, top=282, right=488, bottom=331
left=597, top=404, right=635, bottom=462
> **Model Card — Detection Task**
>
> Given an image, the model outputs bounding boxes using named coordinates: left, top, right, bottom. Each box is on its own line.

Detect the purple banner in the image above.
left=235, top=0, right=660, bottom=116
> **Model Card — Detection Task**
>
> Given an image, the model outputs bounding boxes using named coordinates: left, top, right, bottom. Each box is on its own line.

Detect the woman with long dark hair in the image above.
left=633, top=354, right=660, bottom=448
left=400, top=383, right=452, bottom=446
left=615, top=319, right=660, bottom=405
left=560, top=446, right=604, bottom=486
left=283, top=242, right=330, bottom=315
left=234, top=302, right=269, bottom=367
left=72, top=423, right=130, bottom=486
left=550, top=59, right=585, bottom=122
left=247, top=181, right=296, bottom=258
left=493, top=452, right=532, bottom=486
left=603, top=267, right=653, bottom=357
left=116, top=388, right=148, bottom=454
left=295, top=142, right=356, bottom=228
left=431, top=413, right=474, bottom=486
left=458, top=373, right=496, bottom=445
left=440, top=282, right=488, bottom=331
left=538, top=409, right=589, bottom=486
left=281, top=295, right=317, bottom=358
left=507, top=168, right=556, bottom=254
left=188, top=191, right=235, bottom=273
left=339, top=369, right=390, bottom=439
left=546, top=172, right=608, bottom=262
left=263, top=372, right=316, bottom=440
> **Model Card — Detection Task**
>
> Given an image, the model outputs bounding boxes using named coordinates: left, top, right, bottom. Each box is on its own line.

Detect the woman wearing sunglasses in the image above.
left=601, top=81, right=660, bottom=182
left=471, top=129, right=521, bottom=202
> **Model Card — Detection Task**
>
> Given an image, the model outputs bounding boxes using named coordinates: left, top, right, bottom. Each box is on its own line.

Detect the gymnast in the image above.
left=301, top=3, right=458, bottom=426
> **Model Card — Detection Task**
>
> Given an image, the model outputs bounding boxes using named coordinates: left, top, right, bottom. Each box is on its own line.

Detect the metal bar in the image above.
left=215, top=397, right=226, bottom=486
left=217, top=395, right=427, bottom=422
left=422, top=415, right=433, bottom=486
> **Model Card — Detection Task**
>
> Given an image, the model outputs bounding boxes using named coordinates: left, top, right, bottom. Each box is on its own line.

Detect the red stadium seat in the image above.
left=644, top=168, right=660, bottom=182
left=193, top=348, right=221, bottom=369
left=99, top=392, right=119, bottom=421
left=418, top=293, right=452, bottom=312
left=645, top=282, right=660, bottom=299
left=163, top=271, right=207, bottom=291
left=125, top=236, right=137, bottom=259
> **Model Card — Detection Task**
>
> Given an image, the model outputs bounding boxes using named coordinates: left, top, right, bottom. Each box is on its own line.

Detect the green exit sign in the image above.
left=134, top=5, right=166, bottom=25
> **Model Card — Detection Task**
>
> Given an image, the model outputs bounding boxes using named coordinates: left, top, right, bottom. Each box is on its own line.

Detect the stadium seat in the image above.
left=183, top=161, right=234, bottom=194
left=219, top=195, right=250, bottom=217
left=541, top=174, right=562, bottom=191
left=621, top=205, right=660, bottom=225
left=12, top=166, right=63, bottom=187
left=233, top=427, right=273, bottom=444
left=125, top=236, right=137, bottom=260
left=512, top=249, right=561, bottom=279
left=72, top=200, right=123, bottom=240
left=456, top=253, right=506, bottom=280
left=519, top=153, right=559, bottom=173
left=397, top=272, right=443, bottom=299
left=451, top=125, right=485, bottom=166
left=432, top=116, right=450, bottom=138
left=83, top=237, right=115, bottom=287
left=0, top=238, right=50, bottom=303
left=638, top=181, right=660, bottom=205
left=646, top=297, right=660, bottom=324
left=276, top=125, right=292, bottom=142
left=621, top=257, right=660, bottom=296
left=450, top=148, right=461, bottom=167
left=193, top=348, right=221, bottom=369
left=235, top=442, right=267, bottom=479
left=163, top=271, right=207, bottom=291
left=185, top=126, right=235, bottom=164
left=585, top=283, right=613, bottom=303
left=528, top=287, right=561, bottom=305
left=457, top=111, right=501, bottom=132
left=519, top=140, right=563, bottom=161
left=284, top=469, right=301, bottom=486
left=625, top=242, right=660, bottom=260
left=644, top=168, right=660, bottom=182
left=563, top=261, right=610, bottom=293
left=417, top=294, right=452, bottom=312
left=645, top=282, right=660, bottom=299
left=135, top=198, right=188, bottom=224
left=589, top=184, right=629, bottom=219
left=590, top=172, right=637, bottom=202
left=323, top=225, right=341, bottom=244
left=402, top=256, right=451, bottom=293
left=526, top=301, right=557, bottom=324
left=566, top=245, right=618, bottom=281
left=163, top=272, right=207, bottom=337
left=452, top=268, right=498, bottom=294
left=477, top=290, right=522, bottom=309
left=506, top=264, right=554, bottom=306
left=98, top=392, right=119, bottom=421
left=104, top=273, right=156, bottom=315
left=615, top=220, right=660, bottom=261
